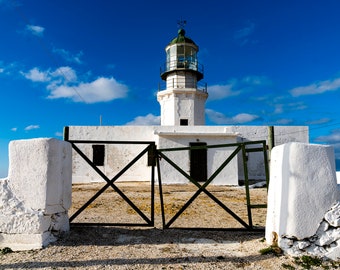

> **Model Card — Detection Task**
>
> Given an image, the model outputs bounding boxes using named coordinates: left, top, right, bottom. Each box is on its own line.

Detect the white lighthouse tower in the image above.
left=157, top=27, right=208, bottom=126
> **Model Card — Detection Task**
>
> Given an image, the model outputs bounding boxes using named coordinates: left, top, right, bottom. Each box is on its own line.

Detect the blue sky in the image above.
left=1, top=0, right=340, bottom=177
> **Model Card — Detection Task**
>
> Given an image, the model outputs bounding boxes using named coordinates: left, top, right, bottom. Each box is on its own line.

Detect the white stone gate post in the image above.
left=0, top=138, right=72, bottom=250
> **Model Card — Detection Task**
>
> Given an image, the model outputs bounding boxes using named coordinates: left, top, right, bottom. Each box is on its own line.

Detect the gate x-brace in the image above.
left=64, top=128, right=269, bottom=231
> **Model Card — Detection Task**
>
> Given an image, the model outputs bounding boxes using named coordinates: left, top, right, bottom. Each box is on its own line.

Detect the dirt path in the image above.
left=0, top=182, right=298, bottom=269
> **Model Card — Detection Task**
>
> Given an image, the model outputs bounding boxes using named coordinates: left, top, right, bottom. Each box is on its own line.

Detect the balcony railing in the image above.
left=160, top=60, right=204, bottom=80
left=158, top=78, right=207, bottom=93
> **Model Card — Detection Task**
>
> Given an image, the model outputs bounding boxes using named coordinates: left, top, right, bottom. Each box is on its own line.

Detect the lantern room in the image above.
left=160, top=28, right=203, bottom=81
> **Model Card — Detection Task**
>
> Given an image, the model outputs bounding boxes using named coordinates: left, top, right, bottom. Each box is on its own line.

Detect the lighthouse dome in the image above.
left=168, top=29, right=197, bottom=47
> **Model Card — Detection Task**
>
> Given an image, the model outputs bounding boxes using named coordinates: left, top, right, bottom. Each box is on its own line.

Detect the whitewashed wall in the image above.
left=227, top=126, right=309, bottom=180
left=67, top=125, right=308, bottom=184
left=157, top=88, right=207, bottom=126
left=67, top=126, right=156, bottom=183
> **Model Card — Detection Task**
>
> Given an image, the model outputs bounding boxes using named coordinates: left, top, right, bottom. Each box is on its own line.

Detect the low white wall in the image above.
left=266, top=142, right=339, bottom=259
left=68, top=125, right=308, bottom=184
left=228, top=126, right=309, bottom=180
left=0, top=138, right=72, bottom=250
left=68, top=126, right=156, bottom=183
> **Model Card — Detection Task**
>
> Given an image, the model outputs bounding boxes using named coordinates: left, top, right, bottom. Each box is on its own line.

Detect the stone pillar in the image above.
left=265, top=142, right=339, bottom=258
left=0, top=138, right=72, bottom=250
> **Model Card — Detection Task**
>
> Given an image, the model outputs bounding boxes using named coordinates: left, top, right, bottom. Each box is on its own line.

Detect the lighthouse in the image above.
left=157, top=27, right=208, bottom=126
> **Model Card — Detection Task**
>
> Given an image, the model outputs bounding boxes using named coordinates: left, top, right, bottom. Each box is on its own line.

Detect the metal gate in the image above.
left=64, top=127, right=156, bottom=227
left=156, top=141, right=269, bottom=230
left=65, top=126, right=268, bottom=230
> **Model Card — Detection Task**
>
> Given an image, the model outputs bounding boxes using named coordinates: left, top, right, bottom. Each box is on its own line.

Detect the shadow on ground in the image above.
left=60, top=226, right=264, bottom=246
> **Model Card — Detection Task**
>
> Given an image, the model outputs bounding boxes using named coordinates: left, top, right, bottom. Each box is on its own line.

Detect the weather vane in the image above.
left=177, top=19, right=187, bottom=29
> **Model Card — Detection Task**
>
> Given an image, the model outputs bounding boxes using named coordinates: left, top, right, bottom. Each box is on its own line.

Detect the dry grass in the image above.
left=70, top=182, right=267, bottom=229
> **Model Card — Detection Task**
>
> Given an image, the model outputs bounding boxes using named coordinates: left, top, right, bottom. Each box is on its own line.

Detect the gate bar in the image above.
left=68, top=142, right=155, bottom=226
left=158, top=145, right=250, bottom=229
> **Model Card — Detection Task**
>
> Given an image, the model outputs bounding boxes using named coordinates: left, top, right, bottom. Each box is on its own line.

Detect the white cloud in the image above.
left=232, top=113, right=259, bottom=123
left=22, top=66, right=77, bottom=83
left=234, top=22, right=256, bottom=46
left=290, top=78, right=340, bottom=97
left=22, top=66, right=128, bottom=103
left=24, top=125, right=40, bottom=131
left=206, top=109, right=259, bottom=124
left=21, top=67, right=50, bottom=82
left=209, top=76, right=270, bottom=101
left=50, top=66, right=77, bottom=82
left=0, top=61, right=18, bottom=76
left=315, top=129, right=340, bottom=143
left=11, top=127, right=17, bottom=132
left=208, top=84, right=240, bottom=101
left=306, top=118, right=331, bottom=125
left=234, top=22, right=255, bottom=40
left=26, top=24, right=44, bottom=37
left=55, top=131, right=63, bottom=137
left=273, top=101, right=306, bottom=115
left=242, top=76, right=270, bottom=85
left=47, top=77, right=128, bottom=103
left=315, top=130, right=340, bottom=161
left=275, top=118, right=293, bottom=125
left=125, top=114, right=160, bottom=125
left=274, top=104, right=283, bottom=114
left=53, top=48, right=83, bottom=64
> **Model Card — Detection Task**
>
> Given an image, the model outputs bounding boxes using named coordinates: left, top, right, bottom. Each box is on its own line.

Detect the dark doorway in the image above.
left=189, top=142, right=207, bottom=182
left=92, top=145, right=105, bottom=166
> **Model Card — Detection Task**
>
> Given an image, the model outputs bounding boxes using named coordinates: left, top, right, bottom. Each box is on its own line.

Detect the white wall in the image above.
left=157, top=88, right=207, bottom=126
left=228, top=126, right=309, bottom=180
left=157, top=132, right=238, bottom=185
left=68, top=125, right=309, bottom=184
left=68, top=126, right=156, bottom=183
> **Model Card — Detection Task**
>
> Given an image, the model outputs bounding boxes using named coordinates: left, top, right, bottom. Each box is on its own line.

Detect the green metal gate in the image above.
left=156, top=140, right=269, bottom=230
left=64, top=127, right=156, bottom=227
left=65, top=125, right=269, bottom=230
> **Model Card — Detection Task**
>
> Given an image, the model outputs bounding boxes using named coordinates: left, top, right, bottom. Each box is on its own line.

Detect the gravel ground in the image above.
left=0, top=183, right=299, bottom=269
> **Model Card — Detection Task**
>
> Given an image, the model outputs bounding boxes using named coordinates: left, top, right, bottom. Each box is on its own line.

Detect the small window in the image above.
left=92, top=145, right=105, bottom=166
left=180, top=119, right=188, bottom=126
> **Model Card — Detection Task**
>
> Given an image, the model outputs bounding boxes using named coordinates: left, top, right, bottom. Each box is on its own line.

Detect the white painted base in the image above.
left=0, top=232, right=56, bottom=251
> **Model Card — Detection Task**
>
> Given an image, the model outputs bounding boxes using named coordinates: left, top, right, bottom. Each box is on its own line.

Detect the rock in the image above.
left=325, top=239, right=340, bottom=260
left=316, top=228, right=340, bottom=246
left=297, top=240, right=310, bottom=250
left=325, top=203, right=340, bottom=227
left=306, top=245, right=327, bottom=257
left=279, top=238, right=294, bottom=249
left=286, top=243, right=303, bottom=256
left=248, top=181, right=267, bottom=189
left=316, top=221, right=329, bottom=236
